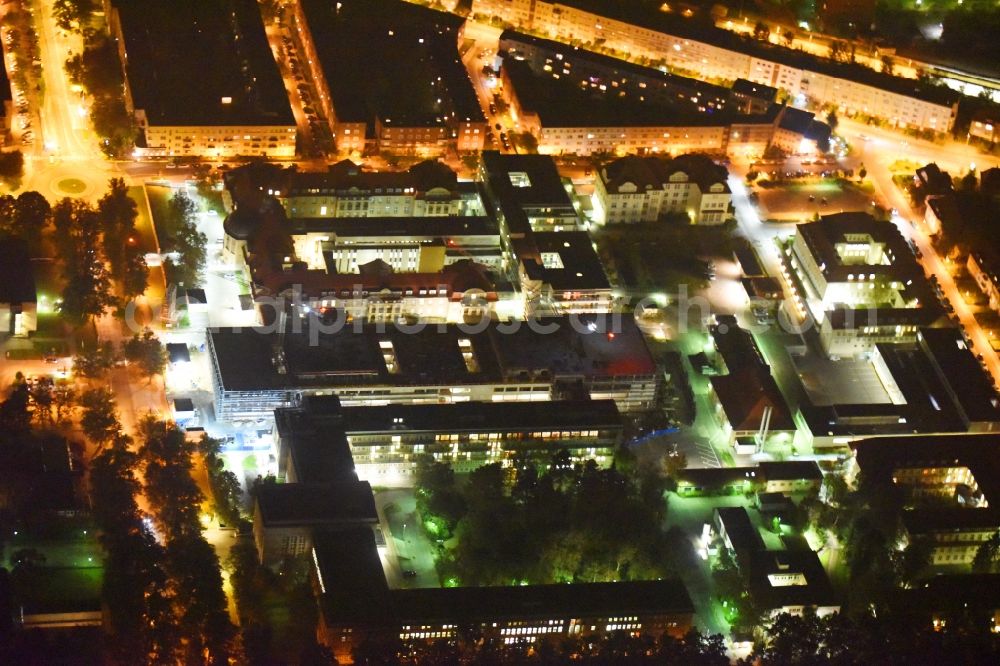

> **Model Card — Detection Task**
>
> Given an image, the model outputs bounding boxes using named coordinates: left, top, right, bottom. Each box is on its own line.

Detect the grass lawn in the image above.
left=595, top=221, right=736, bottom=293
left=261, top=580, right=317, bottom=659
left=20, top=567, right=103, bottom=612
left=145, top=184, right=174, bottom=251
left=197, top=189, right=227, bottom=216
left=128, top=186, right=159, bottom=255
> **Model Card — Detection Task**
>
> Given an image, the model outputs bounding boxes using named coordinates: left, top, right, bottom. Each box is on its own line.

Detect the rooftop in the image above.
left=731, top=78, right=777, bottom=101
left=479, top=151, right=574, bottom=209
left=709, top=320, right=795, bottom=432
left=390, top=579, right=693, bottom=625
left=599, top=153, right=730, bottom=195
left=917, top=327, right=1000, bottom=425
left=255, top=481, right=377, bottom=527
left=798, top=328, right=998, bottom=438
left=503, top=57, right=761, bottom=129
left=745, top=548, right=838, bottom=612
left=715, top=506, right=765, bottom=553
left=678, top=461, right=823, bottom=489
left=527, top=231, right=610, bottom=292
left=552, top=0, right=960, bottom=108
left=499, top=29, right=731, bottom=109
left=796, top=212, right=921, bottom=283
left=290, top=215, right=498, bottom=240
left=0, top=238, right=36, bottom=304
left=338, top=399, right=622, bottom=434
left=299, top=0, right=483, bottom=127
left=284, top=159, right=461, bottom=198
left=489, top=314, right=658, bottom=378
left=209, top=314, right=657, bottom=393
left=852, top=433, right=1000, bottom=505
left=112, top=0, right=293, bottom=126
left=274, top=396, right=358, bottom=484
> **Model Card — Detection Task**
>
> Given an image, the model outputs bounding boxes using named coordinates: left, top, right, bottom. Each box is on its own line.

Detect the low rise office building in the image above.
left=311, top=527, right=694, bottom=661
left=274, top=394, right=622, bottom=483
left=677, top=461, right=823, bottom=496
left=252, top=395, right=695, bottom=662
left=0, top=238, right=37, bottom=336
left=799, top=327, right=1000, bottom=448
left=712, top=507, right=838, bottom=618
left=786, top=212, right=939, bottom=357
left=849, top=434, right=1000, bottom=564
left=207, top=313, right=663, bottom=424
left=477, top=152, right=612, bottom=312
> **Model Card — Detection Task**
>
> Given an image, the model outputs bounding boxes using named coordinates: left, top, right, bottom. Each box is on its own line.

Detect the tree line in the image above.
left=90, top=402, right=239, bottom=664
left=415, top=451, right=682, bottom=587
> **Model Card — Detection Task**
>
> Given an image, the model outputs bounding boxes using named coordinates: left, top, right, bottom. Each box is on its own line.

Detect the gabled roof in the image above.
left=600, top=153, right=729, bottom=195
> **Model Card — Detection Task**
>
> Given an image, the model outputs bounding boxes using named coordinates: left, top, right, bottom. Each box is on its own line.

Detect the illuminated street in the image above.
left=2, top=0, right=1000, bottom=662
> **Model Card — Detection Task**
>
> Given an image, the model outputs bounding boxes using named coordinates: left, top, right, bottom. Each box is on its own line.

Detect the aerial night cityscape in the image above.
left=2, top=0, right=1000, bottom=664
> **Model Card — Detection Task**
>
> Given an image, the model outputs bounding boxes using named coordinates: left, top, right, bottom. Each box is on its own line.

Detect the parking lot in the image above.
left=754, top=178, right=875, bottom=222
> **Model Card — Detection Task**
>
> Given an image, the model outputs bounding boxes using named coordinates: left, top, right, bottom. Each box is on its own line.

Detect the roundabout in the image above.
left=56, top=177, right=88, bottom=195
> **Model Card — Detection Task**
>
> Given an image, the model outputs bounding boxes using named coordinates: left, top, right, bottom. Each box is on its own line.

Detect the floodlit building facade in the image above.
left=207, top=314, right=663, bottom=425
left=291, top=0, right=487, bottom=156
left=473, top=0, right=957, bottom=132
left=108, top=0, right=297, bottom=157
left=593, top=154, right=732, bottom=225
left=786, top=212, right=939, bottom=357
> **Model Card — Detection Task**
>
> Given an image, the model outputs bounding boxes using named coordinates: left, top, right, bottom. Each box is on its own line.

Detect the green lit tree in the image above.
left=122, top=328, right=167, bottom=380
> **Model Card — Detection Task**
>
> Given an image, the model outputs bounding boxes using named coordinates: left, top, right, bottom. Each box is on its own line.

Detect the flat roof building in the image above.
left=799, top=327, right=1000, bottom=448
left=473, top=0, right=958, bottom=132
left=850, top=433, right=1000, bottom=564
left=787, top=212, right=941, bottom=357
left=207, top=314, right=661, bottom=424
left=294, top=0, right=487, bottom=156
left=108, top=0, right=296, bottom=158
left=0, top=238, right=37, bottom=336
left=275, top=394, right=622, bottom=483
left=312, top=523, right=694, bottom=662
left=255, top=394, right=694, bottom=662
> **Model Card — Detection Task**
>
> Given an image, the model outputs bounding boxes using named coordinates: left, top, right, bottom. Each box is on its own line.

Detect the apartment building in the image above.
left=500, top=56, right=824, bottom=158
left=292, top=0, right=487, bottom=156
left=109, top=0, right=296, bottom=158
left=593, top=153, right=732, bottom=225
left=474, top=0, right=958, bottom=132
